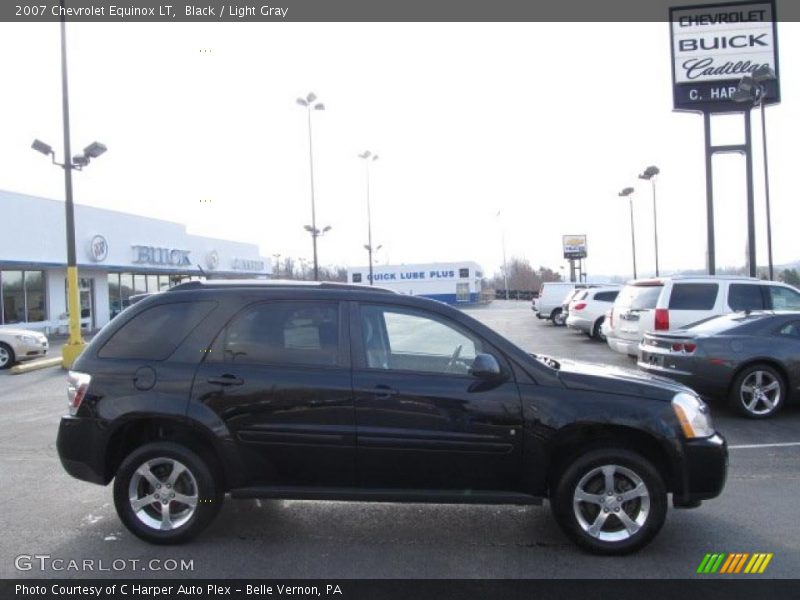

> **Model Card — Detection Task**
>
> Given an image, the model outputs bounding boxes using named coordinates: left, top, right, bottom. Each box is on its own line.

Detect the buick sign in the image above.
left=670, top=1, right=779, bottom=112
left=88, top=235, right=108, bottom=262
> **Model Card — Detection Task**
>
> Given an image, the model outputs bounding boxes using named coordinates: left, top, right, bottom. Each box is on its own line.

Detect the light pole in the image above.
left=734, top=65, right=776, bottom=280
left=358, top=150, right=380, bottom=285
left=272, top=253, right=281, bottom=278
left=296, top=92, right=325, bottom=280
left=496, top=210, right=509, bottom=300
left=31, top=5, right=107, bottom=368
left=638, top=165, right=660, bottom=277
left=619, top=187, right=637, bottom=279
left=303, top=224, right=332, bottom=277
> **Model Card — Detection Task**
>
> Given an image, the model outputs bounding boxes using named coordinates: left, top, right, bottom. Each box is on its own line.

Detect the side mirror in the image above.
left=469, top=353, right=502, bottom=379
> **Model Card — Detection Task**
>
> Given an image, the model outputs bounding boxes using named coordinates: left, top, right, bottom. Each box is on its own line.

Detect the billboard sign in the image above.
left=670, top=0, right=779, bottom=112
left=563, top=235, right=588, bottom=260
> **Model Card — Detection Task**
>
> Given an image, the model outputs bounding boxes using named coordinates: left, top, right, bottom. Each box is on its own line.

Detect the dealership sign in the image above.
left=670, top=0, right=779, bottom=112
left=563, top=235, right=587, bottom=260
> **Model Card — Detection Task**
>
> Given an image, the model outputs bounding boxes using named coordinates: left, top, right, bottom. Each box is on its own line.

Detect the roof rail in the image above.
left=166, top=279, right=396, bottom=294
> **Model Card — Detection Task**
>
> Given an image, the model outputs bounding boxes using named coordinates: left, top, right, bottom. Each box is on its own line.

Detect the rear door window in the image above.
left=98, top=301, right=216, bottom=360
left=728, top=284, right=766, bottom=311
left=668, top=283, right=719, bottom=310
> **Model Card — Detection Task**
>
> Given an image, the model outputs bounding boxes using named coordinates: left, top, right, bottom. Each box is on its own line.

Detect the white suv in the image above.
left=606, top=276, right=800, bottom=356
left=566, top=286, right=621, bottom=339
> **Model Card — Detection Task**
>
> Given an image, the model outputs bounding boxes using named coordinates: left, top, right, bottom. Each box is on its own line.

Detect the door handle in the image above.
left=373, top=384, right=399, bottom=400
left=207, top=374, right=244, bottom=386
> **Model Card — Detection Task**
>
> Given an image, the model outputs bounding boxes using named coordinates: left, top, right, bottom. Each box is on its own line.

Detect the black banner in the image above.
left=4, top=0, right=800, bottom=23
left=4, top=579, right=800, bottom=600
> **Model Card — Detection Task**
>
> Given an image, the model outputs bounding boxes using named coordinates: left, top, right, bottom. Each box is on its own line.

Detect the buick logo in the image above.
left=89, top=235, right=108, bottom=262
left=206, top=250, right=219, bottom=270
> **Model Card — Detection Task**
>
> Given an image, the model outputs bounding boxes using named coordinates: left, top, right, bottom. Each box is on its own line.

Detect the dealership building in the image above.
left=0, top=190, right=271, bottom=333
left=347, top=262, right=484, bottom=304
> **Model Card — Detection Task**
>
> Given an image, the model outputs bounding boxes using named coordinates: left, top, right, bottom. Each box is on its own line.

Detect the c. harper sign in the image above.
left=563, top=235, right=588, bottom=260
left=670, top=0, right=779, bottom=112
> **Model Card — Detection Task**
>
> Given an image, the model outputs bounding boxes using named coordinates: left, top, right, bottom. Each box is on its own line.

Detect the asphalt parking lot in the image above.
left=0, top=300, right=798, bottom=579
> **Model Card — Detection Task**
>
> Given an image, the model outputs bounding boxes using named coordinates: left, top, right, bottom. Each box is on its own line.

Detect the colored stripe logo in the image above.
left=697, top=553, right=773, bottom=574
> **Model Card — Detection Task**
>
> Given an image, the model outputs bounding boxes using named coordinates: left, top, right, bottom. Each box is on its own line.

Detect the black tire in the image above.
left=0, top=343, right=15, bottom=369
left=728, top=363, right=785, bottom=419
left=592, top=317, right=606, bottom=341
left=113, top=442, right=223, bottom=544
left=550, top=448, right=667, bottom=555
left=551, top=308, right=565, bottom=327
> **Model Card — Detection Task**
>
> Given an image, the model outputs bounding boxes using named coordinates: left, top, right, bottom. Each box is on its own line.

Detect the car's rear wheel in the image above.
left=0, top=343, right=15, bottom=369
left=729, top=364, right=785, bottom=419
left=551, top=448, right=667, bottom=555
left=113, top=442, right=223, bottom=544
left=551, top=308, right=565, bottom=326
left=592, top=318, right=606, bottom=341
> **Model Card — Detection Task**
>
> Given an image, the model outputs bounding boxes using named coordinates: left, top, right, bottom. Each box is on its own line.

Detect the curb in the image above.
left=9, top=357, right=63, bottom=374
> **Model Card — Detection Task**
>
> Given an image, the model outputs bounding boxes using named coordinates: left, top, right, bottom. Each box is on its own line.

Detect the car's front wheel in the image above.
left=551, top=448, right=667, bottom=555
left=113, top=442, right=223, bottom=544
left=551, top=309, right=566, bottom=326
left=0, top=343, right=15, bottom=369
left=729, top=363, right=785, bottom=419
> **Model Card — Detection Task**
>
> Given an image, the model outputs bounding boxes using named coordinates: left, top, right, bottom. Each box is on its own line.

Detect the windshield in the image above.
left=616, top=285, right=662, bottom=310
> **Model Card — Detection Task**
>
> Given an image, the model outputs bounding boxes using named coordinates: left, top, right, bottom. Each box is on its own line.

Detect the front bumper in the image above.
left=673, top=433, right=728, bottom=507
left=56, top=415, right=108, bottom=485
left=15, top=339, right=49, bottom=361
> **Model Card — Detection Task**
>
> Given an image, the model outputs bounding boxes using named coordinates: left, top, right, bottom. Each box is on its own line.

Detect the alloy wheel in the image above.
left=128, top=457, right=199, bottom=531
left=572, top=464, right=651, bottom=542
left=740, top=370, right=781, bottom=416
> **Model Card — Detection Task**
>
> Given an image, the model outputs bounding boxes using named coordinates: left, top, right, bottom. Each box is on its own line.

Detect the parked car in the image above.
left=57, top=280, right=727, bottom=554
left=0, top=327, right=49, bottom=369
left=566, top=287, right=621, bottom=340
left=533, top=282, right=596, bottom=325
left=638, top=311, right=800, bottom=419
left=606, top=276, right=800, bottom=357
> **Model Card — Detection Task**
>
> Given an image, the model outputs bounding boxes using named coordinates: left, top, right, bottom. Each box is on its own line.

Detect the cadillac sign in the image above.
left=563, top=235, right=588, bottom=260
left=670, top=0, right=779, bottom=112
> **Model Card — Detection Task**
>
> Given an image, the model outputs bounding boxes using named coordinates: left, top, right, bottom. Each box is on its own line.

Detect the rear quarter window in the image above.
left=668, top=283, right=719, bottom=310
left=594, top=291, right=619, bottom=302
left=98, top=301, right=216, bottom=360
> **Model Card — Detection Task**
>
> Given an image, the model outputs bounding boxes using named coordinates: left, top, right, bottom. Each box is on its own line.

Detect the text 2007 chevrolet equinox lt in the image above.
left=57, top=280, right=727, bottom=554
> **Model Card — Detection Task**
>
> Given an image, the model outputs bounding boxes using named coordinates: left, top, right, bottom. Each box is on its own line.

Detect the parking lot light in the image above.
left=297, top=91, right=326, bottom=280
left=619, top=187, right=637, bottom=279
left=638, top=165, right=660, bottom=277
left=359, top=150, right=380, bottom=285
left=734, top=68, right=776, bottom=281
left=31, top=139, right=54, bottom=157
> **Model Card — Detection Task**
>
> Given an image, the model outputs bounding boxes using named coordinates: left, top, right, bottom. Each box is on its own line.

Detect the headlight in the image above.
left=672, top=392, right=714, bottom=438
left=15, top=335, right=37, bottom=344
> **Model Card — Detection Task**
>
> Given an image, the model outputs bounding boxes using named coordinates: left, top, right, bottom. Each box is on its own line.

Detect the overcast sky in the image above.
left=1, top=20, right=798, bottom=279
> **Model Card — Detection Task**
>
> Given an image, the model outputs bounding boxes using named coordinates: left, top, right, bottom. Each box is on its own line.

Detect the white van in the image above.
left=606, top=275, right=800, bottom=356
left=532, top=282, right=596, bottom=325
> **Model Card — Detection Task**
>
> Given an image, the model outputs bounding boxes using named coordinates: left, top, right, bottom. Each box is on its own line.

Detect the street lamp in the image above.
left=358, top=150, right=380, bottom=285
left=638, top=165, right=660, bottom=276
left=619, top=187, right=637, bottom=279
left=734, top=65, right=776, bottom=280
left=296, top=92, right=325, bottom=280
left=31, top=3, right=107, bottom=368
left=272, top=253, right=281, bottom=278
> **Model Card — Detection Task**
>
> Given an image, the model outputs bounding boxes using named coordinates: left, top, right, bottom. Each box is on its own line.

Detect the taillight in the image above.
left=67, top=371, right=92, bottom=416
left=654, top=308, right=669, bottom=331
left=671, top=342, right=697, bottom=354
left=573, top=303, right=587, bottom=311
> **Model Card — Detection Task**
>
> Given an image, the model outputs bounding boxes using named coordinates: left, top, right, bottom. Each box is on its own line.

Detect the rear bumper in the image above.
left=606, top=334, right=640, bottom=356
left=57, top=415, right=108, bottom=485
left=673, top=433, right=728, bottom=506
left=566, top=315, right=592, bottom=333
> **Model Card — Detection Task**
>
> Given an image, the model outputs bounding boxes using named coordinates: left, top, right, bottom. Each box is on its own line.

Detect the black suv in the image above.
left=57, top=281, right=727, bottom=554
